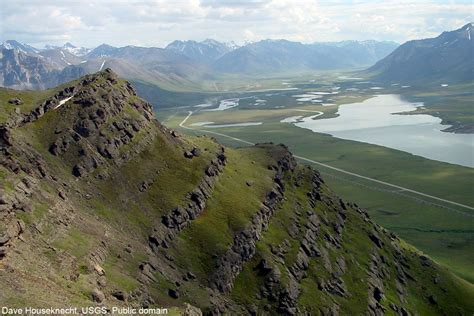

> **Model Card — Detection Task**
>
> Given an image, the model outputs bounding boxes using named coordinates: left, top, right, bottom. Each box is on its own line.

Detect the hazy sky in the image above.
left=1, top=0, right=472, bottom=48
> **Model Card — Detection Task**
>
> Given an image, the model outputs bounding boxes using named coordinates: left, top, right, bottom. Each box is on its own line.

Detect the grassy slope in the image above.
left=172, top=147, right=275, bottom=279
left=231, top=165, right=474, bottom=314
left=0, top=77, right=221, bottom=312
left=0, top=87, right=55, bottom=123
left=1, top=75, right=473, bottom=313
left=161, top=106, right=474, bottom=284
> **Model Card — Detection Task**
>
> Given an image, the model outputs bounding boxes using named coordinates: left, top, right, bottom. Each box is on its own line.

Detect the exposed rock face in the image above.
left=148, top=147, right=227, bottom=251
left=0, top=48, right=86, bottom=90
left=91, top=288, right=105, bottom=303
left=254, top=171, right=326, bottom=315
left=1, top=48, right=57, bottom=89
left=8, top=98, right=23, bottom=105
left=11, top=68, right=158, bottom=177
left=1, top=70, right=472, bottom=315
left=209, top=148, right=297, bottom=293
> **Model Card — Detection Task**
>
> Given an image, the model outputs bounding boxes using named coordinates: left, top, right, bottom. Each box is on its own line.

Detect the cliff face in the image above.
left=0, top=48, right=86, bottom=90
left=0, top=70, right=473, bottom=315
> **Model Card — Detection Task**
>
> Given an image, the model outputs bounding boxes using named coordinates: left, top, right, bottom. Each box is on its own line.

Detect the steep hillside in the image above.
left=368, top=23, right=474, bottom=84
left=0, top=70, right=473, bottom=314
left=0, top=48, right=86, bottom=90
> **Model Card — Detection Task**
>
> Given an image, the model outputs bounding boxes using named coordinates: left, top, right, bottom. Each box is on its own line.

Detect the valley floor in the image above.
left=156, top=74, right=474, bottom=283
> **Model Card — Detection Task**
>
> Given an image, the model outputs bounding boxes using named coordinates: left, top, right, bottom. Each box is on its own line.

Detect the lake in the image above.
left=293, top=94, right=474, bottom=168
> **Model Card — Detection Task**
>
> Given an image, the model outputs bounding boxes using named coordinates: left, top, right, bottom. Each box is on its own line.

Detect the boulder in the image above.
left=8, top=98, right=23, bottom=105
left=0, top=234, right=10, bottom=246
left=428, top=294, right=437, bottom=305
left=369, top=232, right=384, bottom=248
left=111, top=290, right=128, bottom=302
left=93, top=263, right=105, bottom=276
left=186, top=271, right=197, bottom=280
left=91, top=288, right=105, bottom=303
left=373, top=286, right=384, bottom=302
left=183, top=303, right=202, bottom=316
left=191, top=148, right=201, bottom=157
left=168, top=288, right=179, bottom=299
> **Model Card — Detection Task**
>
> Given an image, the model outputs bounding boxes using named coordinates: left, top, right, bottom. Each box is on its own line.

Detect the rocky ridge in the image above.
left=0, top=70, right=473, bottom=315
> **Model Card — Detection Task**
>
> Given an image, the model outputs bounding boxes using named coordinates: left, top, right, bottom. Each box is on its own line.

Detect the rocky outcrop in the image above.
left=15, top=69, right=159, bottom=177
left=209, top=147, right=297, bottom=293
left=253, top=171, right=325, bottom=315
left=250, top=169, right=354, bottom=315
left=148, top=147, right=227, bottom=252
left=1, top=70, right=472, bottom=314
left=0, top=175, right=38, bottom=259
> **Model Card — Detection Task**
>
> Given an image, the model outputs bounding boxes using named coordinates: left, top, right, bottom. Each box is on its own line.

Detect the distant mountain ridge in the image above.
left=367, top=23, right=474, bottom=83
left=213, top=39, right=398, bottom=74
left=165, top=39, right=237, bottom=63
left=0, top=37, right=398, bottom=90
left=0, top=48, right=85, bottom=90
left=0, top=38, right=397, bottom=91
left=0, top=40, right=40, bottom=54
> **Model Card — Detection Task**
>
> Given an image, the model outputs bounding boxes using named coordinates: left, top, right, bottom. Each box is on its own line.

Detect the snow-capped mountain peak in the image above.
left=1, top=40, right=40, bottom=54
left=61, top=42, right=91, bottom=56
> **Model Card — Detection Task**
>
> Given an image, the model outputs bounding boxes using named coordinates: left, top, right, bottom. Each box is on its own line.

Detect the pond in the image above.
left=292, top=94, right=474, bottom=167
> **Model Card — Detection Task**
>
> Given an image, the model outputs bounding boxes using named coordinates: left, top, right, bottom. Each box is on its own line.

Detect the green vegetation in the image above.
left=157, top=74, right=474, bottom=283
left=0, top=87, right=53, bottom=123
left=52, top=228, right=95, bottom=259
left=173, top=147, right=275, bottom=279
left=1, top=70, right=472, bottom=314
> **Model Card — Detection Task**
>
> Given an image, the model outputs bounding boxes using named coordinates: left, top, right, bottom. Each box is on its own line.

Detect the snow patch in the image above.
left=54, top=96, right=73, bottom=109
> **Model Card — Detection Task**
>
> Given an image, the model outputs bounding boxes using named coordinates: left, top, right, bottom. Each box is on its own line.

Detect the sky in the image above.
left=0, top=0, right=472, bottom=48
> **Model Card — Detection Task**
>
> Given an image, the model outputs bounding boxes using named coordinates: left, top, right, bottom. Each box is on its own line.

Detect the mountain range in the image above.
left=165, top=39, right=237, bottom=63
left=368, top=23, right=474, bottom=83
left=1, top=23, right=472, bottom=94
left=0, top=69, right=473, bottom=314
left=213, top=39, right=397, bottom=74
left=0, top=38, right=398, bottom=91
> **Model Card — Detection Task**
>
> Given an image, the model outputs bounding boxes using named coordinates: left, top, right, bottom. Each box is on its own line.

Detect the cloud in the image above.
left=200, top=0, right=271, bottom=8
left=0, top=0, right=471, bottom=48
